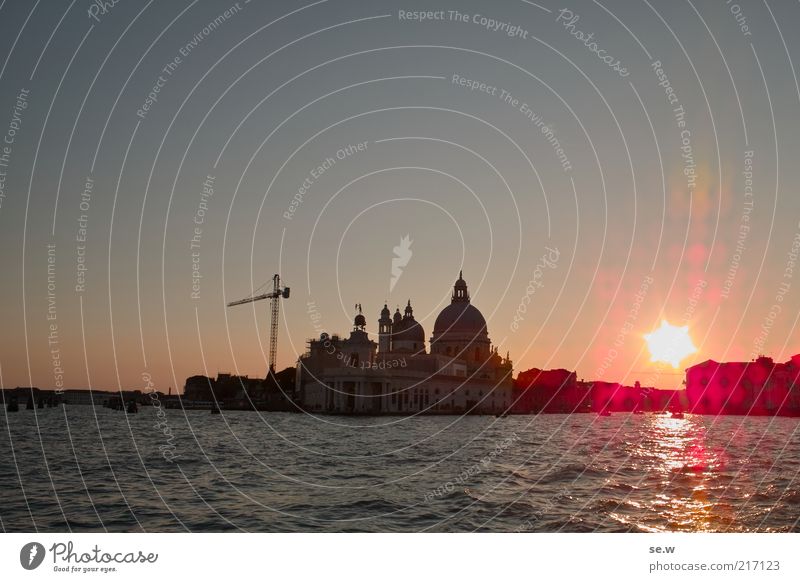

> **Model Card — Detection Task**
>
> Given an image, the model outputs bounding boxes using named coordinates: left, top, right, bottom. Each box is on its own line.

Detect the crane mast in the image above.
left=227, top=273, right=290, bottom=375
left=268, top=274, right=281, bottom=373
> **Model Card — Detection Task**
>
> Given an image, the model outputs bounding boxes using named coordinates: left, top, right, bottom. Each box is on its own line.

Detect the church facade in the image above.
left=296, top=273, right=513, bottom=414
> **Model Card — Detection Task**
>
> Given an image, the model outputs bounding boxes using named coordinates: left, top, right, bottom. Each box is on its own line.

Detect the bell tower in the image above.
left=378, top=303, right=392, bottom=353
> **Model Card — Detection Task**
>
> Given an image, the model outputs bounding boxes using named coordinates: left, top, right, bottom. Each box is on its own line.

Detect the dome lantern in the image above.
left=452, top=270, right=470, bottom=303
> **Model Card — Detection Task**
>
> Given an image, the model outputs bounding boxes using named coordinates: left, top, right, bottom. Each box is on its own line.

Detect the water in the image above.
left=1, top=406, right=798, bottom=532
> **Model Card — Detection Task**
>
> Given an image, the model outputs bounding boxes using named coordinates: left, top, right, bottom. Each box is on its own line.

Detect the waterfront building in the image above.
left=297, top=272, right=513, bottom=414
left=513, top=368, right=586, bottom=413
left=686, top=355, right=800, bottom=416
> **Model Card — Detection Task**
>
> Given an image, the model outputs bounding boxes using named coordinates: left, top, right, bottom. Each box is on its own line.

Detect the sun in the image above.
left=644, top=320, right=697, bottom=368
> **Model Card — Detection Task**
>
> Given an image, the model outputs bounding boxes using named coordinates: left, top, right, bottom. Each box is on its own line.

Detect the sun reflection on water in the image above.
left=641, top=414, right=734, bottom=532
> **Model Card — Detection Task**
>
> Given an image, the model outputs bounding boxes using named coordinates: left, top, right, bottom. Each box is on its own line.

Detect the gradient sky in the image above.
left=2, top=0, right=800, bottom=392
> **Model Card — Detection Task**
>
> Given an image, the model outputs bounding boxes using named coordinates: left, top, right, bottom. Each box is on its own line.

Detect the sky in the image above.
left=1, top=0, right=800, bottom=392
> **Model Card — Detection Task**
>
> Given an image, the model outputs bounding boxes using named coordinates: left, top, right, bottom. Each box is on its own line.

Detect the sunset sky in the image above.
left=2, top=0, right=800, bottom=392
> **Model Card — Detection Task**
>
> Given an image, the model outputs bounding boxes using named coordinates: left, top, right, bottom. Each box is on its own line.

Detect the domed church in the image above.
left=297, top=272, right=513, bottom=415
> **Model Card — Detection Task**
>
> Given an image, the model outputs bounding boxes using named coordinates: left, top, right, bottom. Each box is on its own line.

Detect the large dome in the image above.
left=433, top=301, right=487, bottom=335
left=432, top=271, right=488, bottom=337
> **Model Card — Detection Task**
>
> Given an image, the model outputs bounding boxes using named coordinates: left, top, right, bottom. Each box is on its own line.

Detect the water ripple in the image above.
left=1, top=408, right=798, bottom=532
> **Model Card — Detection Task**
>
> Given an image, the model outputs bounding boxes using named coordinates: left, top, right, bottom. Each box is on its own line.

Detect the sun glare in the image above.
left=644, top=320, right=697, bottom=368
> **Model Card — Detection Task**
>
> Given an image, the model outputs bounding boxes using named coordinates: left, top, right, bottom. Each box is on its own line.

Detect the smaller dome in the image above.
left=393, top=300, right=425, bottom=348
left=393, top=308, right=402, bottom=324
left=393, top=317, right=426, bottom=345
left=380, top=303, right=391, bottom=319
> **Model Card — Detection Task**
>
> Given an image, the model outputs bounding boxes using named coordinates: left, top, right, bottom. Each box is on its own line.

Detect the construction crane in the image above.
left=227, top=274, right=290, bottom=375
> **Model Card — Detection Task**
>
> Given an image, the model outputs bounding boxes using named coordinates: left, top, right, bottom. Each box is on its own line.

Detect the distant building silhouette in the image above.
left=183, top=370, right=295, bottom=411
left=513, top=370, right=684, bottom=413
left=62, top=389, right=110, bottom=406
left=587, top=381, right=684, bottom=413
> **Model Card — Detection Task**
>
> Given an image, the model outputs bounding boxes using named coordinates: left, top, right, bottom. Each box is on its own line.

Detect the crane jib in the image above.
left=227, top=274, right=289, bottom=375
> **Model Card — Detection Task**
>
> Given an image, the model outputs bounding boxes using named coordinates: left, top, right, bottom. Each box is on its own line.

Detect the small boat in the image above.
left=126, top=400, right=139, bottom=414
left=598, top=409, right=611, bottom=417
left=670, top=411, right=684, bottom=419
left=633, top=410, right=644, bottom=415
left=7, top=399, right=19, bottom=412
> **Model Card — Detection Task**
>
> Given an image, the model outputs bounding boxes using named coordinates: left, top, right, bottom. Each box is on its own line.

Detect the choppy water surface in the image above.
left=1, top=406, right=798, bottom=532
